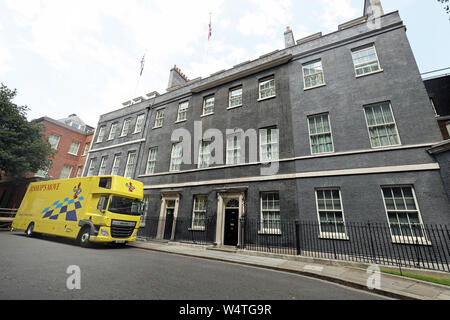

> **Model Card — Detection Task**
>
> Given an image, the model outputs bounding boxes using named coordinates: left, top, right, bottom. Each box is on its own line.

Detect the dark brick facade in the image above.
left=85, top=5, right=450, bottom=246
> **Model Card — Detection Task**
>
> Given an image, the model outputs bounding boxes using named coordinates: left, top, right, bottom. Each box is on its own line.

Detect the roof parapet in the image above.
left=296, top=32, right=323, bottom=45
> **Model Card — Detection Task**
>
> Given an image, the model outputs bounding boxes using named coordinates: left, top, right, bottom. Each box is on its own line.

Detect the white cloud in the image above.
left=237, top=0, right=293, bottom=38
left=0, top=47, right=12, bottom=74
left=317, top=0, right=359, bottom=31
left=2, top=0, right=361, bottom=126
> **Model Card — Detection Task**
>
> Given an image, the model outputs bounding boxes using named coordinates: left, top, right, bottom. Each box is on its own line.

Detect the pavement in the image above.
left=130, top=239, right=450, bottom=300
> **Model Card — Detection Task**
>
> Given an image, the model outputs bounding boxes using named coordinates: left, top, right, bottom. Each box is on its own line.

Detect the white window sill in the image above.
left=311, top=150, right=335, bottom=156
left=152, top=126, right=162, bottom=130
left=133, top=131, right=142, bottom=134
left=67, top=152, right=79, bottom=156
left=391, top=237, right=432, bottom=246
left=119, top=134, right=128, bottom=137
left=355, top=69, right=383, bottom=78
left=304, top=83, right=326, bottom=91
left=370, top=143, right=402, bottom=150
left=188, top=227, right=206, bottom=231
left=200, top=113, right=214, bottom=118
left=227, top=104, right=243, bottom=110
left=319, top=233, right=349, bottom=240
left=175, top=119, right=187, bottom=124
left=257, top=95, right=276, bottom=102
left=258, top=230, right=282, bottom=235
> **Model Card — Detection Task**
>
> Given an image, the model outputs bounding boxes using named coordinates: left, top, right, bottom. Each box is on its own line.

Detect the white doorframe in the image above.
left=215, top=192, right=244, bottom=247
left=156, top=192, right=180, bottom=240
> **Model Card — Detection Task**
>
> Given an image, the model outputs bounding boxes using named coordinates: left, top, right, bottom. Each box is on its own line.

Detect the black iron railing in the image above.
left=242, top=219, right=450, bottom=273
left=137, top=216, right=216, bottom=245
left=136, top=215, right=450, bottom=272
left=0, top=208, right=17, bottom=230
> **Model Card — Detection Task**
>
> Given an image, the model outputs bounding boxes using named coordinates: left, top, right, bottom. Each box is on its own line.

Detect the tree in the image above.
left=0, top=83, right=54, bottom=179
left=438, top=0, right=450, bottom=17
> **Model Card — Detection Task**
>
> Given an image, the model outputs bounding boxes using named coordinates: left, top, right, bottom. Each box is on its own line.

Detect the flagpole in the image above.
left=132, top=50, right=147, bottom=99
left=203, top=12, right=211, bottom=69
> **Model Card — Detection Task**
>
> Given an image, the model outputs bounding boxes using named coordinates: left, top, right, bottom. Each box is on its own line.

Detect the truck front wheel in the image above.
left=77, top=226, right=92, bottom=248
left=25, top=223, right=35, bottom=237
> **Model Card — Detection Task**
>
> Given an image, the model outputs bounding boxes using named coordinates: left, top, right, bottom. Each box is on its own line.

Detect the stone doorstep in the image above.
left=206, top=246, right=237, bottom=253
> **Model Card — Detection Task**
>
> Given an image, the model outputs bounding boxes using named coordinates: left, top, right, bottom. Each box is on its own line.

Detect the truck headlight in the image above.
left=101, top=229, right=109, bottom=237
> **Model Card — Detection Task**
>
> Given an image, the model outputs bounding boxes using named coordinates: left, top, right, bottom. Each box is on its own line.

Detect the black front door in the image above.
left=224, top=208, right=239, bottom=246
left=163, top=209, right=174, bottom=240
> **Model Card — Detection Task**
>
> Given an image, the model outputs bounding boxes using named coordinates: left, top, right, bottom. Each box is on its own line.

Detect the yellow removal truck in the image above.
left=12, top=176, right=144, bottom=247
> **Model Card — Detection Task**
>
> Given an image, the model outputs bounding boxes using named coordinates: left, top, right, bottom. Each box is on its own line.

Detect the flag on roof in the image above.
left=208, top=13, right=212, bottom=41
left=140, top=54, right=145, bottom=76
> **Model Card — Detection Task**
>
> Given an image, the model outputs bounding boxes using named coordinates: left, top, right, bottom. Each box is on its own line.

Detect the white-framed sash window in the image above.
left=59, top=164, right=73, bottom=179
left=87, top=158, right=96, bottom=176
left=303, top=60, right=325, bottom=89
left=134, top=114, right=145, bottom=133
left=111, top=154, right=121, bottom=175
left=364, top=102, right=400, bottom=148
left=145, top=147, right=158, bottom=175
left=49, top=133, right=61, bottom=149
left=258, top=77, right=275, bottom=100
left=198, top=140, right=212, bottom=169
left=381, top=186, right=429, bottom=245
left=229, top=86, right=243, bottom=109
left=96, top=126, right=106, bottom=143
left=98, top=156, right=108, bottom=175
left=177, top=101, right=189, bottom=122
left=352, top=45, right=382, bottom=77
left=202, top=95, right=215, bottom=116
left=124, top=151, right=136, bottom=178
left=108, top=123, right=119, bottom=140
left=121, top=119, right=132, bottom=136
left=191, top=195, right=207, bottom=230
left=260, top=192, right=281, bottom=234
left=68, top=141, right=81, bottom=155
left=259, top=127, right=279, bottom=161
left=169, top=142, right=183, bottom=172
left=308, top=113, right=334, bottom=154
left=154, top=109, right=165, bottom=128
left=226, top=134, right=242, bottom=165
left=315, top=188, right=348, bottom=239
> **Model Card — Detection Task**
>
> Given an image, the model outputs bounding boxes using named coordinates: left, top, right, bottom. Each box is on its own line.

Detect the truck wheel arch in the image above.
left=78, top=220, right=98, bottom=236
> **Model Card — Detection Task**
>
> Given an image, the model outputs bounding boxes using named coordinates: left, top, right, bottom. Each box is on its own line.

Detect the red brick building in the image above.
left=34, top=115, right=94, bottom=179
left=0, top=115, right=94, bottom=209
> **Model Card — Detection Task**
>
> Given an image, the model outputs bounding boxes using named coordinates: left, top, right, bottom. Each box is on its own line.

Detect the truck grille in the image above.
left=111, top=220, right=136, bottom=239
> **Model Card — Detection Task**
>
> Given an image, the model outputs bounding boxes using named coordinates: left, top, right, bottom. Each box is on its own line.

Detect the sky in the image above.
left=1, top=0, right=449, bottom=127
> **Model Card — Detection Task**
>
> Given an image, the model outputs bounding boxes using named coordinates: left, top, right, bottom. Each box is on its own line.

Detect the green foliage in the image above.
left=438, top=0, right=450, bottom=17
left=0, top=83, right=54, bottom=179
left=381, top=268, right=450, bottom=287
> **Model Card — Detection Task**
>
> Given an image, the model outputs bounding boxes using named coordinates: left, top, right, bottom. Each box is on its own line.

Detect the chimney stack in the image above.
left=363, top=0, right=384, bottom=19
left=284, top=26, right=295, bottom=48
left=167, top=64, right=189, bottom=91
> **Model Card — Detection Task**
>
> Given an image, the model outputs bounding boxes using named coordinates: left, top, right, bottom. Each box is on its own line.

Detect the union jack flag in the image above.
left=208, top=14, right=212, bottom=41
left=140, top=54, right=145, bottom=76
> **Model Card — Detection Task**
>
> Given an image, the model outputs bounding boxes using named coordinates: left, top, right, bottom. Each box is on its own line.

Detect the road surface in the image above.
left=0, top=231, right=388, bottom=300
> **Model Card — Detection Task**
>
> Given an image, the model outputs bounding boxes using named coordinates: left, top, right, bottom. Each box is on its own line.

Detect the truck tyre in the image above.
left=77, top=226, right=92, bottom=248
left=25, top=223, right=35, bottom=237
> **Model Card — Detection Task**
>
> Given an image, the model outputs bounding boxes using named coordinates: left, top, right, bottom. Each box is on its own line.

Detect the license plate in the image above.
left=115, top=240, right=126, bottom=244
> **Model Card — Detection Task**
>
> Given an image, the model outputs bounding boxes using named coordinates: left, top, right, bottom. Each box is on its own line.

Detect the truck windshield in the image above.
left=108, top=196, right=144, bottom=216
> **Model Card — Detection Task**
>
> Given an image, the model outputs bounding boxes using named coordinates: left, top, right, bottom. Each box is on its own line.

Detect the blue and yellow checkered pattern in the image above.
left=41, top=196, right=85, bottom=222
